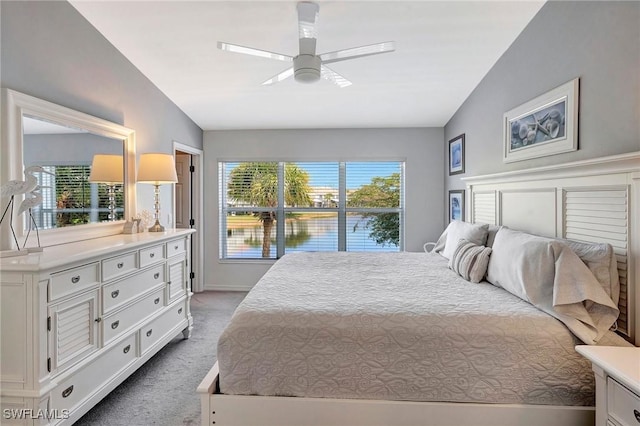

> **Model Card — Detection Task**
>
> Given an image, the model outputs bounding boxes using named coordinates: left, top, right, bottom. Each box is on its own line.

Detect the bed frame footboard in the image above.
left=197, top=362, right=594, bottom=426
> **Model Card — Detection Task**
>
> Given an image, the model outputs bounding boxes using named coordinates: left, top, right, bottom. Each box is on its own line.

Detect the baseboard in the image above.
left=203, top=284, right=253, bottom=292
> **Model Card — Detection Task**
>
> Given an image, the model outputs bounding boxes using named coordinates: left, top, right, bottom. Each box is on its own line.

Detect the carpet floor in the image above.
left=75, top=291, right=247, bottom=426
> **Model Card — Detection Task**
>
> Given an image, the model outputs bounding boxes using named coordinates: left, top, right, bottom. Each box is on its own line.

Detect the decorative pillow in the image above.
left=560, top=238, right=620, bottom=305
left=448, top=239, right=492, bottom=283
left=433, top=221, right=490, bottom=260
left=487, top=227, right=619, bottom=344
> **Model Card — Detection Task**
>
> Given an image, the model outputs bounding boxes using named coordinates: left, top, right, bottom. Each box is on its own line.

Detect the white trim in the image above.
left=463, top=151, right=640, bottom=185
left=1, top=89, right=136, bottom=250
left=173, top=141, right=204, bottom=293
left=197, top=362, right=594, bottom=426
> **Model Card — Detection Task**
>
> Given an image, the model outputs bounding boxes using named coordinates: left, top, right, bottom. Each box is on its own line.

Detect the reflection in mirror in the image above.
left=22, top=115, right=125, bottom=231
left=1, top=89, right=135, bottom=251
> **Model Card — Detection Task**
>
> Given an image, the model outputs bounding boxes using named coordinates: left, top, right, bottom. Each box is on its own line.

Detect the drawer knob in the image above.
left=146, top=329, right=153, bottom=337
left=154, top=273, right=160, bottom=280
left=178, top=308, right=183, bottom=315
left=111, top=290, right=119, bottom=299
left=154, top=298, right=160, bottom=305
left=150, top=253, right=155, bottom=258
left=62, top=385, right=74, bottom=398
left=123, top=345, right=131, bottom=354
left=634, top=409, right=640, bottom=423
left=117, top=262, right=124, bottom=269
left=174, top=245, right=179, bottom=250
left=71, top=276, right=80, bottom=284
left=111, top=320, right=120, bottom=330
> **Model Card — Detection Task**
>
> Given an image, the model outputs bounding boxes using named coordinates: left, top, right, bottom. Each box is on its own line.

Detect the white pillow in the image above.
left=560, top=239, right=619, bottom=305
left=434, top=221, right=490, bottom=260
left=486, top=228, right=554, bottom=302
left=448, top=239, right=492, bottom=283
left=487, top=227, right=619, bottom=344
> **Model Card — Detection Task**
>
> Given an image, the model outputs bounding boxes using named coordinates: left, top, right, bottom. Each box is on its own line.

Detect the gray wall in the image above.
left=445, top=1, right=640, bottom=195
left=24, top=133, right=122, bottom=166
left=204, top=128, right=444, bottom=290
left=1, top=1, right=203, bottom=216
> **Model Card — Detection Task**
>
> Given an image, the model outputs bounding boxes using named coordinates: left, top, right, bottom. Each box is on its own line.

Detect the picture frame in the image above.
left=448, top=190, right=465, bottom=223
left=503, top=78, right=579, bottom=163
left=448, top=134, right=465, bottom=175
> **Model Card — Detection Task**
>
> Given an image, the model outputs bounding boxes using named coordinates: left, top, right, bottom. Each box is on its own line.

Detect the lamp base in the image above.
left=148, top=220, right=165, bottom=233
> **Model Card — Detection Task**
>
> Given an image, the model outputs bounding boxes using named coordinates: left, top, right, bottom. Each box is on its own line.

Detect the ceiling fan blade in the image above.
left=321, top=66, right=352, bottom=88
left=320, top=41, right=395, bottom=64
left=218, top=41, right=292, bottom=62
left=297, top=1, right=319, bottom=55
left=261, top=67, right=294, bottom=86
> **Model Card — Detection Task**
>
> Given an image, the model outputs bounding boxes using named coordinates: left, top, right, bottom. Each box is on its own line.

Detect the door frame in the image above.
left=173, top=141, right=204, bottom=293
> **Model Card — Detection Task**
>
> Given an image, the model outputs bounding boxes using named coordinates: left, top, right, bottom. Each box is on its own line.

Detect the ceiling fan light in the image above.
left=293, top=54, right=321, bottom=83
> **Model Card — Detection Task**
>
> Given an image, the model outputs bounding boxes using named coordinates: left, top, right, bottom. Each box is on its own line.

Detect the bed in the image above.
left=198, top=152, right=640, bottom=426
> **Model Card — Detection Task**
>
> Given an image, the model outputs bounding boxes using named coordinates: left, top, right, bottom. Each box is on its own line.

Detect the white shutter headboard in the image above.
left=463, top=152, right=640, bottom=345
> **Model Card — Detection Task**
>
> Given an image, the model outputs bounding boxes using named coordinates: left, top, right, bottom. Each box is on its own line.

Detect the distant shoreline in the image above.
left=226, top=212, right=336, bottom=230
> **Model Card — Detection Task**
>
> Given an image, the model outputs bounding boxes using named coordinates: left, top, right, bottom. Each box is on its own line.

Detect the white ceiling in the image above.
left=69, top=1, right=545, bottom=131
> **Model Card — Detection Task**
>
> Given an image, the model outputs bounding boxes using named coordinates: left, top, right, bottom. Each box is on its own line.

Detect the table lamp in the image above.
left=137, top=153, right=177, bottom=232
left=88, top=154, right=123, bottom=221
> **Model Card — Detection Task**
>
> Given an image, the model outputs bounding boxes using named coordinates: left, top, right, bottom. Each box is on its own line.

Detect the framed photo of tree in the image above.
left=449, top=190, right=465, bottom=223
left=449, top=134, right=465, bottom=175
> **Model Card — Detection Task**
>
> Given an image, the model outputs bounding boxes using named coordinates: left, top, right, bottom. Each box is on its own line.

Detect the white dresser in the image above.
left=576, top=346, right=640, bottom=426
left=0, top=229, right=194, bottom=425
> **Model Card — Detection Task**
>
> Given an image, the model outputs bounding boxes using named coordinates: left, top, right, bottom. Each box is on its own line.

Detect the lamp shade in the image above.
left=88, top=154, right=123, bottom=184
left=137, top=153, right=178, bottom=184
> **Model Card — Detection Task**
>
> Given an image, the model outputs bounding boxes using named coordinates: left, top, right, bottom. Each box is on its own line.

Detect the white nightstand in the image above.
left=576, top=345, right=640, bottom=426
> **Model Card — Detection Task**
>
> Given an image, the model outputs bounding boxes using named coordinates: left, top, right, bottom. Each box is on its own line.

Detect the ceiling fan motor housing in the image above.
left=294, top=54, right=321, bottom=83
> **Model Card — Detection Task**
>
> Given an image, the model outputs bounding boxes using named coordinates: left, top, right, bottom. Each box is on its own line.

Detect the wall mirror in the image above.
left=1, top=89, right=136, bottom=250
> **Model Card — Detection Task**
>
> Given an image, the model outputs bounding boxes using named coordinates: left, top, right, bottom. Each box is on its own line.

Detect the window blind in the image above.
left=33, top=165, right=123, bottom=230
left=219, top=161, right=404, bottom=260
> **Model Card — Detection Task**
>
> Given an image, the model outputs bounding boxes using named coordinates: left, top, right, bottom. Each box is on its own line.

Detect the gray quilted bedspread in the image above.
left=217, top=252, right=629, bottom=406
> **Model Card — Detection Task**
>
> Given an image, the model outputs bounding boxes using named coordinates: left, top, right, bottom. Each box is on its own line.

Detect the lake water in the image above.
left=225, top=215, right=398, bottom=258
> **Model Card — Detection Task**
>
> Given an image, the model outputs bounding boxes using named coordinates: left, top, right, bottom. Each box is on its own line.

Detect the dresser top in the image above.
left=576, top=345, right=640, bottom=394
left=0, top=229, right=194, bottom=272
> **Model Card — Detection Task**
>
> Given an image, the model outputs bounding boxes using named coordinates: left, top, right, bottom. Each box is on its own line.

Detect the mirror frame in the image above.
left=1, top=88, right=136, bottom=250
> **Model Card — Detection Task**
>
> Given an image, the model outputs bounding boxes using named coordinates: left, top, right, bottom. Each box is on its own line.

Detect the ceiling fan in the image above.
left=218, top=1, right=395, bottom=88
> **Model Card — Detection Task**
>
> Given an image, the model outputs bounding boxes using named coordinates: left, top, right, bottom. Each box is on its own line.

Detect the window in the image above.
left=32, top=165, right=124, bottom=230
left=220, top=161, right=404, bottom=259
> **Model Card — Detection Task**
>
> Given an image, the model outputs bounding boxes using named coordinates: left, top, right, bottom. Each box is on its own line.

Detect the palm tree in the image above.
left=227, top=163, right=312, bottom=257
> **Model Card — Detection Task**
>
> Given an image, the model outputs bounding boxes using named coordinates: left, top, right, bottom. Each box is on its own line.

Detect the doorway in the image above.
left=173, top=142, right=203, bottom=293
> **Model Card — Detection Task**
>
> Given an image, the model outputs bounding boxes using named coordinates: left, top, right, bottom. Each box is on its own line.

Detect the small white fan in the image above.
left=218, top=1, right=395, bottom=88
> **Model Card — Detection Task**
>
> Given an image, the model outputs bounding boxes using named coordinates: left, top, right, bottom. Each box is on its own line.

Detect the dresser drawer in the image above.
left=49, top=262, right=99, bottom=301
left=608, top=377, right=640, bottom=426
left=102, top=251, right=138, bottom=282
left=166, top=238, right=186, bottom=258
left=102, top=288, right=165, bottom=346
left=103, top=265, right=165, bottom=314
left=140, top=300, right=188, bottom=354
left=51, top=333, right=136, bottom=414
left=139, top=244, right=165, bottom=268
